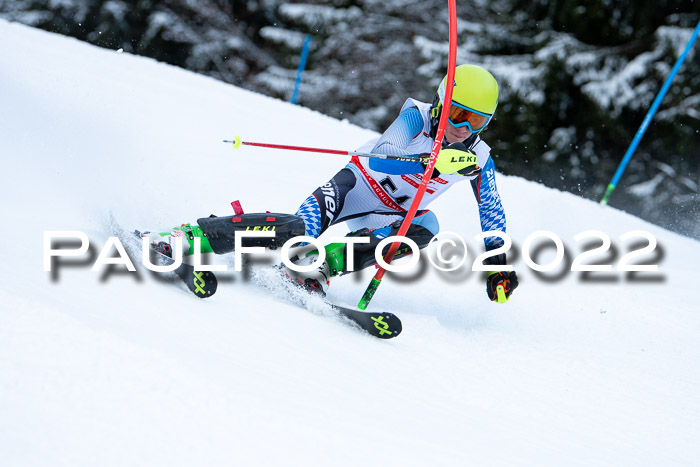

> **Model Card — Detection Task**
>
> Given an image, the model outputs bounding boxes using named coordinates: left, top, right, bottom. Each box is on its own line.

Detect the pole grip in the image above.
left=358, top=278, right=381, bottom=310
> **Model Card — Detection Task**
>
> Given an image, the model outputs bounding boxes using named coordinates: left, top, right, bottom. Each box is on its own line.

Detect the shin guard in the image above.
left=322, top=220, right=434, bottom=276
left=196, top=213, right=306, bottom=254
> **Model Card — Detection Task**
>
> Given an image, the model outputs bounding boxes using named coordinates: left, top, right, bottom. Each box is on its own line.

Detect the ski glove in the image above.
left=486, top=271, right=519, bottom=303
left=483, top=249, right=518, bottom=303
left=434, top=142, right=480, bottom=176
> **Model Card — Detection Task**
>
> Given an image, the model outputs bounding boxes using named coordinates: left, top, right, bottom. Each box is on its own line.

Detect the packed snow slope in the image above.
left=2, top=20, right=699, bottom=467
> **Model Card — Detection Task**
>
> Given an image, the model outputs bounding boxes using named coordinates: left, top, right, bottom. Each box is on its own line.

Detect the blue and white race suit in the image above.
left=295, top=98, right=507, bottom=249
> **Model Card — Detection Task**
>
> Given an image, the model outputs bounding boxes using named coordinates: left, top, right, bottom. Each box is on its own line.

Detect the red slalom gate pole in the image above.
left=357, top=0, right=458, bottom=310
left=223, top=137, right=429, bottom=163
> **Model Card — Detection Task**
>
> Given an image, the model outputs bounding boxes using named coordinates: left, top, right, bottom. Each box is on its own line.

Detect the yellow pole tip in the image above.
left=232, top=136, right=242, bottom=149
left=496, top=285, right=507, bottom=303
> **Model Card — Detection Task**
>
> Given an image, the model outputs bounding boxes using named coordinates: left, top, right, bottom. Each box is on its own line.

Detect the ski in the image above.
left=254, top=267, right=402, bottom=339
left=169, top=257, right=218, bottom=299
left=133, top=230, right=218, bottom=299
left=328, top=303, right=402, bottom=339
left=111, top=217, right=400, bottom=335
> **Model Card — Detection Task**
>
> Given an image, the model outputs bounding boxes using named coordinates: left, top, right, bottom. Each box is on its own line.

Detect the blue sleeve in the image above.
left=477, top=157, right=507, bottom=249
left=368, top=106, right=425, bottom=174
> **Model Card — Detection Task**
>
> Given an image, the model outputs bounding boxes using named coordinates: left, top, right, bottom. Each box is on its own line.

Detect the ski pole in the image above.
left=223, top=136, right=429, bottom=164
left=291, top=35, right=311, bottom=105
left=357, top=0, right=458, bottom=310
left=601, top=19, right=700, bottom=205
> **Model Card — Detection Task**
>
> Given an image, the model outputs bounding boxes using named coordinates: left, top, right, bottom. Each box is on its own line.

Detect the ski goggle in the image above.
left=447, top=102, right=493, bottom=133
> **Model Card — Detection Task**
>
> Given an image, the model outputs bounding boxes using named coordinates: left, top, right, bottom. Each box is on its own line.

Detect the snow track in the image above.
left=1, top=19, right=699, bottom=466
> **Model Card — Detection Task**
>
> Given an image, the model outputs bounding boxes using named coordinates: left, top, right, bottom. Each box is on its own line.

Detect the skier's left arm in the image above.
left=474, top=157, right=519, bottom=303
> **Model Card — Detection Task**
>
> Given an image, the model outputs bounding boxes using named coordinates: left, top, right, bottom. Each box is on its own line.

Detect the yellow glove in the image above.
left=435, top=142, right=480, bottom=175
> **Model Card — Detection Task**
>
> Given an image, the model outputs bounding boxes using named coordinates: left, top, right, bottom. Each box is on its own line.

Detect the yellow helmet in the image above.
left=430, top=64, right=499, bottom=135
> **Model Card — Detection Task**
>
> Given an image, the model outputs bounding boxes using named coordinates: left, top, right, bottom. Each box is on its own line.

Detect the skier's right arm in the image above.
left=369, top=107, right=425, bottom=174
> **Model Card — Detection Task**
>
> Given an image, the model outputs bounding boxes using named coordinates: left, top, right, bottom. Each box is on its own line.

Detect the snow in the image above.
left=658, top=25, right=698, bottom=58
left=581, top=49, right=659, bottom=114
left=579, top=24, right=698, bottom=115
left=2, top=18, right=700, bottom=466
left=627, top=173, right=666, bottom=197
left=102, top=1, right=129, bottom=23
left=279, top=4, right=363, bottom=28
left=259, top=26, right=308, bottom=50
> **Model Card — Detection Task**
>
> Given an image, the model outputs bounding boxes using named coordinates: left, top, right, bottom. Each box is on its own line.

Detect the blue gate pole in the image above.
left=291, top=35, right=311, bottom=105
left=601, top=19, right=700, bottom=205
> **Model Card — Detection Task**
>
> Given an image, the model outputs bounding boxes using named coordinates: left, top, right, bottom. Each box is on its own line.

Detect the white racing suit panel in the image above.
left=295, top=98, right=506, bottom=249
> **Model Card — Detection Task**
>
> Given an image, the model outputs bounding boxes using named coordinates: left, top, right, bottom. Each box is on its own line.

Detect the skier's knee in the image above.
left=342, top=220, right=434, bottom=272
left=413, top=210, right=439, bottom=236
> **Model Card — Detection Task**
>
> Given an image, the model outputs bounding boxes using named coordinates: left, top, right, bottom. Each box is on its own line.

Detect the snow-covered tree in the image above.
left=1, top=0, right=698, bottom=237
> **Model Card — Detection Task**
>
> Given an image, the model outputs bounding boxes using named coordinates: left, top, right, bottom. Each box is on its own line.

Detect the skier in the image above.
left=147, top=64, right=518, bottom=303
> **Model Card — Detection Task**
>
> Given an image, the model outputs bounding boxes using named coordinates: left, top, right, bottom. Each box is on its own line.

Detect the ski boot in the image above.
left=139, top=224, right=215, bottom=263
left=278, top=221, right=434, bottom=296
left=135, top=229, right=218, bottom=298
left=277, top=237, right=356, bottom=296
left=278, top=251, right=332, bottom=296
